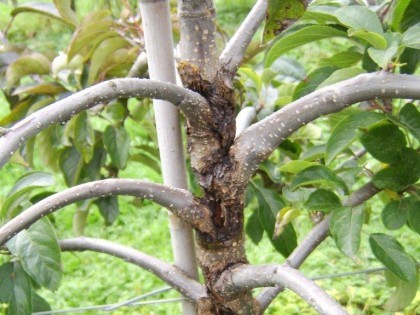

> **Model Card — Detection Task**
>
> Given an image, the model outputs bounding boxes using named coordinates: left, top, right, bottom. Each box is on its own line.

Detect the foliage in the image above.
left=0, top=0, right=419, bottom=314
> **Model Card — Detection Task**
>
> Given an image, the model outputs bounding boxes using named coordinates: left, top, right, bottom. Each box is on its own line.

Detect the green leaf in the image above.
left=293, top=66, right=338, bottom=100
left=402, top=26, right=420, bottom=49
left=6, top=53, right=51, bottom=88
left=335, top=6, right=384, bottom=35
left=52, top=0, right=78, bottom=26
left=73, top=112, right=94, bottom=163
left=291, top=165, right=348, bottom=194
left=265, top=26, right=346, bottom=67
left=95, top=195, right=119, bottom=225
left=369, top=233, right=417, bottom=282
left=269, top=57, right=306, bottom=81
left=388, top=0, right=412, bottom=32
left=399, top=103, right=420, bottom=141
left=317, top=67, right=365, bottom=89
left=131, top=153, right=161, bottom=174
left=263, top=0, right=307, bottom=43
left=1, top=172, right=55, bottom=219
left=302, top=6, right=340, bottom=24
left=238, top=67, right=262, bottom=93
left=72, top=202, right=90, bottom=236
left=246, top=210, right=264, bottom=245
left=330, top=206, right=364, bottom=259
left=384, top=269, right=419, bottom=312
left=103, top=125, right=131, bottom=169
left=7, top=218, right=62, bottom=291
left=348, top=28, right=387, bottom=49
left=319, top=51, right=363, bottom=68
left=358, top=120, right=406, bottom=164
left=400, top=0, right=420, bottom=32
left=299, top=144, right=325, bottom=161
left=305, top=189, right=342, bottom=213
left=0, top=262, right=32, bottom=315
left=59, top=146, right=84, bottom=186
left=381, top=199, right=409, bottom=231
left=367, top=32, right=400, bottom=68
left=279, top=160, right=319, bottom=174
left=407, top=198, right=420, bottom=234
left=10, top=3, right=73, bottom=26
left=251, top=181, right=297, bottom=257
left=325, top=111, right=385, bottom=165
left=32, top=292, right=52, bottom=312
left=12, top=82, right=67, bottom=96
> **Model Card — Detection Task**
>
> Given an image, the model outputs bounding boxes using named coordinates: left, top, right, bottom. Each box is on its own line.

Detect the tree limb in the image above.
left=235, top=106, right=257, bottom=138
left=257, top=182, right=381, bottom=312
left=215, top=264, right=348, bottom=315
left=58, top=237, right=208, bottom=304
left=232, top=72, right=420, bottom=185
left=219, top=0, right=268, bottom=77
left=0, top=179, right=215, bottom=246
left=0, top=78, right=210, bottom=168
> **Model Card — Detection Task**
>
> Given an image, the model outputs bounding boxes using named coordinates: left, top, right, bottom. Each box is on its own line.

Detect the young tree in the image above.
left=0, top=0, right=419, bottom=314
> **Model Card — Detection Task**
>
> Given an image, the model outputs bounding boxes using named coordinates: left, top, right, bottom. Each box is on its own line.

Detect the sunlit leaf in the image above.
left=12, top=82, right=67, bottom=96
left=279, top=160, right=319, bottom=174
left=335, top=6, right=383, bottom=35
left=52, top=0, right=78, bottom=26
left=330, top=206, right=364, bottom=259
left=319, top=51, right=363, bottom=68
left=384, top=269, right=419, bottom=312
left=388, top=0, right=412, bottom=32
left=369, top=233, right=417, bottom=282
left=10, top=3, right=71, bottom=25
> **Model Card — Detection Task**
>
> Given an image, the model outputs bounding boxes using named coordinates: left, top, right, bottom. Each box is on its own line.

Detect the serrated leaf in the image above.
left=263, top=0, right=307, bottom=43
left=95, top=195, right=119, bottom=225
left=59, top=146, right=84, bottom=186
left=291, top=165, right=348, bottom=194
left=305, top=189, right=342, bottom=212
left=73, top=112, right=94, bottom=163
left=52, top=0, right=78, bottom=26
left=0, top=262, right=32, bottom=315
left=381, top=199, right=409, bottom=231
left=251, top=181, right=297, bottom=256
left=279, top=160, right=319, bottom=174
left=317, top=67, right=365, bottom=89
left=358, top=120, right=406, bottom=164
left=325, top=111, right=385, bottom=164
left=103, top=125, right=131, bottom=169
left=402, top=25, right=420, bottom=49
left=7, top=218, right=62, bottom=290
left=330, top=206, right=364, bottom=259
left=265, top=26, right=346, bottom=67
left=399, top=103, right=420, bottom=141
left=384, top=269, right=419, bottom=312
left=369, top=233, right=417, bottom=282
left=1, top=172, right=55, bottom=219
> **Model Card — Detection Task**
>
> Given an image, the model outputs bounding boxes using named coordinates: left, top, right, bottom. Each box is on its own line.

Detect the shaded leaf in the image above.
left=103, top=125, right=131, bottom=169
left=319, top=51, right=363, bottom=68
left=348, top=28, right=387, bottom=49
left=335, top=6, right=384, bottom=35
left=384, top=269, right=419, bottom=312
left=317, top=67, right=365, bottom=89
left=52, top=0, right=78, bottom=26
left=369, top=233, right=417, bottom=282
left=265, top=25, right=346, bottom=67
left=325, top=111, right=384, bottom=165
left=246, top=210, right=264, bottom=245
left=12, top=82, right=67, bottom=96
left=269, top=57, right=306, bottom=81
left=358, top=120, right=406, bottom=164
left=73, top=112, right=94, bottom=163
left=279, top=160, right=319, bottom=174
left=6, top=53, right=50, bottom=88
left=10, top=3, right=72, bottom=25
left=32, top=292, right=52, bottom=312
left=399, top=103, right=420, bottom=141
left=59, top=146, right=84, bottom=186
left=407, top=198, right=420, bottom=234
left=305, top=189, right=341, bottom=212
left=95, top=195, right=119, bottom=226
left=293, top=66, right=338, bottom=100
left=381, top=199, right=409, bottom=231
left=388, top=0, right=412, bottom=32
left=7, top=218, right=62, bottom=291
left=330, top=206, right=364, bottom=259
left=291, top=165, right=348, bottom=194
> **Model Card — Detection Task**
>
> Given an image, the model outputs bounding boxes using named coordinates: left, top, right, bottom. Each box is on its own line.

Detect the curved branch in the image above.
left=215, top=264, right=348, bottom=315
left=58, top=237, right=208, bottom=304
left=219, top=0, right=268, bottom=77
left=232, top=72, right=420, bottom=185
left=235, top=106, right=257, bottom=138
left=0, top=78, right=210, bottom=168
left=257, top=182, right=380, bottom=312
left=0, top=179, right=215, bottom=246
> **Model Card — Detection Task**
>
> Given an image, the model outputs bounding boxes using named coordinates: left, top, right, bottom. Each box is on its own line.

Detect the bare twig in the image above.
left=59, top=237, right=208, bottom=303
left=232, top=72, right=420, bottom=185
left=215, top=264, right=348, bottom=315
left=127, top=52, right=148, bottom=78
left=0, top=179, right=215, bottom=246
left=0, top=78, right=210, bottom=168
left=219, top=0, right=268, bottom=77
left=257, top=182, right=380, bottom=312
